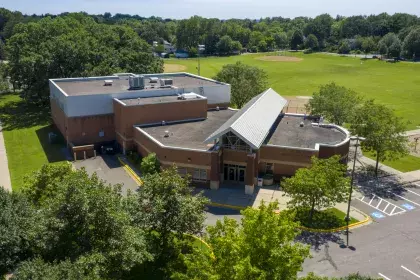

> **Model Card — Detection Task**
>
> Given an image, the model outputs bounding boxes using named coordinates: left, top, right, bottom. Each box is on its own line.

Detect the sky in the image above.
left=2, top=0, right=420, bottom=19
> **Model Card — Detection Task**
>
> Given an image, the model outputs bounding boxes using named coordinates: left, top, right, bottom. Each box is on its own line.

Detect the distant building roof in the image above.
left=204, top=88, right=288, bottom=149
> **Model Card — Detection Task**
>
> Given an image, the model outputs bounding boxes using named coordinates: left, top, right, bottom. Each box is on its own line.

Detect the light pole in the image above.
left=345, top=135, right=365, bottom=248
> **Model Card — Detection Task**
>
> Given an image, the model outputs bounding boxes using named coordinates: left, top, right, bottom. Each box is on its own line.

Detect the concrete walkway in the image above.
left=0, top=122, right=12, bottom=192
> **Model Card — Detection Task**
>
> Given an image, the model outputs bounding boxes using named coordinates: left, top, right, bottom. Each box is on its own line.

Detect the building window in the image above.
left=99, top=130, right=104, bottom=137
left=221, top=131, right=251, bottom=151
left=178, top=167, right=187, bottom=177
left=192, top=169, right=207, bottom=181
left=265, top=163, right=274, bottom=174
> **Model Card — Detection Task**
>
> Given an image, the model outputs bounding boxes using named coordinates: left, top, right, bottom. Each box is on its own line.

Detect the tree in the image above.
left=21, top=162, right=73, bottom=206
left=361, top=37, right=376, bottom=56
left=402, top=27, right=420, bottom=59
left=300, top=272, right=381, bottom=280
left=338, top=40, right=351, bottom=54
left=0, top=188, right=44, bottom=276
left=216, top=35, right=234, bottom=55
left=306, top=82, right=361, bottom=125
left=378, top=33, right=402, bottom=58
left=39, top=168, right=151, bottom=278
left=290, top=29, right=304, bottom=50
left=213, top=61, right=268, bottom=108
left=305, top=34, right=319, bottom=50
left=0, top=62, right=9, bottom=92
left=231, top=40, right=242, bottom=53
left=274, top=32, right=288, bottom=50
left=173, top=202, right=310, bottom=280
left=282, top=156, right=350, bottom=223
left=350, top=100, right=409, bottom=176
left=140, top=152, right=161, bottom=176
left=133, top=166, right=208, bottom=277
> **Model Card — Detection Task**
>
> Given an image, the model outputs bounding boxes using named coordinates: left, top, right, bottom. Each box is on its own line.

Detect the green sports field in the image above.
left=165, top=52, right=420, bottom=129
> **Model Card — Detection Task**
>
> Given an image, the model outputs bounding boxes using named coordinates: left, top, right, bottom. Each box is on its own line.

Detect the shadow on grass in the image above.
left=35, top=125, right=67, bottom=163
left=0, top=98, right=50, bottom=130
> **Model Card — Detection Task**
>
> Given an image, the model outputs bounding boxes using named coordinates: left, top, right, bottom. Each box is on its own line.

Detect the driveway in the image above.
left=73, top=154, right=139, bottom=195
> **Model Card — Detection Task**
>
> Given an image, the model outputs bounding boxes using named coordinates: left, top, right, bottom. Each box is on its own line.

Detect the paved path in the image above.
left=0, top=122, right=12, bottom=192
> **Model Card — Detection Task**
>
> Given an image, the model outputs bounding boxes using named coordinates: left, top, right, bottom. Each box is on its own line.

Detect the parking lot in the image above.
left=73, top=154, right=140, bottom=195
left=353, top=182, right=420, bottom=221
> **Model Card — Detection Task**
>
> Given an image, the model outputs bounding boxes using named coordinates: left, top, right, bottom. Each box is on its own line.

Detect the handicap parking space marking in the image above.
left=401, top=203, right=416, bottom=210
left=357, top=193, right=406, bottom=216
left=378, top=273, right=392, bottom=280
left=388, top=191, right=420, bottom=207
left=406, top=188, right=420, bottom=197
left=371, top=212, right=385, bottom=219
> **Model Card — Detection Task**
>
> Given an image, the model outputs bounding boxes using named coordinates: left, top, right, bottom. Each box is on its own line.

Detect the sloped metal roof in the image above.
left=204, top=88, right=288, bottom=149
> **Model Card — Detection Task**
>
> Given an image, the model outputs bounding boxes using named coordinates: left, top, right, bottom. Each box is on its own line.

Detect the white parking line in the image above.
left=407, top=189, right=420, bottom=197
left=401, top=265, right=420, bottom=279
left=357, top=194, right=406, bottom=216
left=389, top=191, right=420, bottom=207
left=378, top=273, right=392, bottom=280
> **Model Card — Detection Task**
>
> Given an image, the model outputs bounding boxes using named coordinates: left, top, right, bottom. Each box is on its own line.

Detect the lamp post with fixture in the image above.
left=345, top=135, right=366, bottom=249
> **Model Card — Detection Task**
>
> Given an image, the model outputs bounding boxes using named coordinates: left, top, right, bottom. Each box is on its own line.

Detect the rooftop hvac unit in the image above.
left=129, top=75, right=145, bottom=89
left=180, top=93, right=198, bottom=100
left=104, top=80, right=113, bottom=86
left=149, top=77, right=159, bottom=83
left=160, top=79, right=173, bottom=87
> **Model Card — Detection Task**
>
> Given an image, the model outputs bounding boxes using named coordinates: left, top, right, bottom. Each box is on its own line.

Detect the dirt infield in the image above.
left=256, top=56, right=303, bottom=62
left=164, top=64, right=187, bottom=73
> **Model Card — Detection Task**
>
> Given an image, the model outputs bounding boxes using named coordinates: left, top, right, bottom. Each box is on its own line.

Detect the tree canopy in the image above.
left=350, top=99, right=409, bottom=176
left=306, top=82, right=362, bottom=125
left=173, top=202, right=310, bottom=280
left=213, top=61, right=268, bottom=108
left=282, top=156, right=350, bottom=223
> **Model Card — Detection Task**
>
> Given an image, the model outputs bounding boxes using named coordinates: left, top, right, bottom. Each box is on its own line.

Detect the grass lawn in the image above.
left=363, top=150, right=420, bottom=173
left=292, top=207, right=359, bottom=230
left=0, top=93, right=67, bottom=191
left=165, top=52, right=420, bottom=129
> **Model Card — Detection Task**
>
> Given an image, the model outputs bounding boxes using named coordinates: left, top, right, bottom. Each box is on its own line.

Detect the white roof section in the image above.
left=204, top=88, right=288, bottom=149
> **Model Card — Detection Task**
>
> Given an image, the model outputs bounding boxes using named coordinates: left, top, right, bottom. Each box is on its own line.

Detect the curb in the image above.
left=117, top=156, right=143, bottom=186
left=184, top=233, right=215, bottom=260
left=207, top=202, right=247, bottom=210
left=297, top=214, right=372, bottom=233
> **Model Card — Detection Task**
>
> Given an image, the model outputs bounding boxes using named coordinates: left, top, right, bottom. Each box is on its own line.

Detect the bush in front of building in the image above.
left=140, top=153, right=161, bottom=176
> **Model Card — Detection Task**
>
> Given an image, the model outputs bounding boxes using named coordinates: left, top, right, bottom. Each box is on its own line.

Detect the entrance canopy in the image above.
left=204, top=88, right=288, bottom=150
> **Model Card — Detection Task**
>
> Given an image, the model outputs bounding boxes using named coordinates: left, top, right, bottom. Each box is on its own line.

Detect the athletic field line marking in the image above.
left=378, top=273, right=391, bottom=280
left=406, top=189, right=420, bottom=197
left=401, top=265, right=420, bottom=279
left=389, top=191, right=420, bottom=207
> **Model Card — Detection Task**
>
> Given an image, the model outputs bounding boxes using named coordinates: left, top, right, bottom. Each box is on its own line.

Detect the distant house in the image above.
left=175, top=49, right=189, bottom=58
left=163, top=40, right=175, bottom=53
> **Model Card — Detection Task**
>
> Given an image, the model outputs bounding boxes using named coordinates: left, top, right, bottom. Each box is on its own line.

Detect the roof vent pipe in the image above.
left=161, top=121, right=166, bottom=126
left=216, top=106, right=220, bottom=111
left=300, top=122, right=304, bottom=127
left=164, top=130, right=170, bottom=137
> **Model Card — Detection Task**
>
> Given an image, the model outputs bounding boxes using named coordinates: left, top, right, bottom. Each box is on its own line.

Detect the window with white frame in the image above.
left=192, top=169, right=207, bottom=181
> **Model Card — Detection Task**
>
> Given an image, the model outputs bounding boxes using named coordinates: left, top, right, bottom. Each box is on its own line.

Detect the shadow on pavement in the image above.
left=296, top=231, right=344, bottom=252
left=101, top=154, right=123, bottom=169
left=205, top=205, right=241, bottom=216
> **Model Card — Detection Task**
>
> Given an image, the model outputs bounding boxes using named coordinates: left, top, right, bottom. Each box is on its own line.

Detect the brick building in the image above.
left=49, top=72, right=350, bottom=194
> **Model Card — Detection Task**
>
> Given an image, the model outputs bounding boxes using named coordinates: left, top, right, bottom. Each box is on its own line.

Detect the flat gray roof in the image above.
left=55, top=74, right=217, bottom=96
left=140, top=109, right=237, bottom=150
left=120, top=94, right=204, bottom=106
left=266, top=115, right=347, bottom=148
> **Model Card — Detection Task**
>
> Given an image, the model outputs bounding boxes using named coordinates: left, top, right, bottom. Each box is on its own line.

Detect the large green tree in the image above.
left=378, top=33, right=402, bottom=58
left=350, top=100, right=409, bottom=176
left=132, top=166, right=208, bottom=278
left=305, top=34, right=319, bottom=50
left=213, top=61, right=268, bottom=108
left=290, top=29, right=304, bottom=50
left=402, top=27, right=420, bottom=58
left=306, top=82, right=361, bottom=125
left=274, top=32, right=289, bottom=50
left=173, top=202, right=310, bottom=280
left=6, top=15, right=163, bottom=104
left=0, top=189, right=44, bottom=276
left=282, top=156, right=350, bottom=223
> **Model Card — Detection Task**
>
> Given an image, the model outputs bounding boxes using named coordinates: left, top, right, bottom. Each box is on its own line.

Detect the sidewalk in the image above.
left=0, top=122, right=12, bottom=192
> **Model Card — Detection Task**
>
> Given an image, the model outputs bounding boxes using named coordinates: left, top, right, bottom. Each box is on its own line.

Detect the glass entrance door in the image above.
left=224, top=164, right=246, bottom=183
left=228, top=167, right=236, bottom=181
